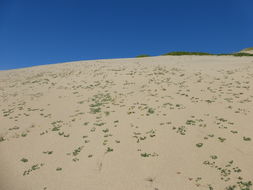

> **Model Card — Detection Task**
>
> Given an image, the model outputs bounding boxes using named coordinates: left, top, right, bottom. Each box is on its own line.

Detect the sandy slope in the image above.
left=240, top=50, right=253, bottom=54
left=0, top=55, right=253, bottom=190
left=239, top=48, right=253, bottom=54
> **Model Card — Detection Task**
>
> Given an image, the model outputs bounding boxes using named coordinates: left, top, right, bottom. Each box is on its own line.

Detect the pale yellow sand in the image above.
left=240, top=48, right=253, bottom=54
left=240, top=50, right=253, bottom=54
left=0, top=55, right=253, bottom=190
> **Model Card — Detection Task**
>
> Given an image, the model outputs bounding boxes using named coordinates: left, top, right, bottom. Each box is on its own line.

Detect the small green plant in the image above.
left=218, top=137, right=226, bottom=142
left=210, top=155, right=218, bottom=159
left=208, top=184, right=214, bottom=190
left=21, top=158, right=28, bottom=163
left=77, top=101, right=84, bottom=104
left=58, top=131, right=64, bottom=136
left=90, top=127, right=96, bottom=132
left=72, top=158, right=79, bottom=162
left=177, top=126, right=186, bottom=135
left=21, top=133, right=27, bottom=137
left=196, top=143, right=203, bottom=148
left=243, top=136, right=251, bottom=141
left=186, top=120, right=196, bottom=125
left=52, top=126, right=60, bottom=131
left=145, top=177, right=155, bottom=182
left=23, top=163, right=44, bottom=176
left=147, top=108, right=155, bottom=114
left=0, top=136, right=5, bottom=142
left=83, top=122, right=89, bottom=126
left=106, top=147, right=113, bottom=153
left=141, top=152, right=151, bottom=157
left=146, top=129, right=156, bottom=137
left=226, top=185, right=236, bottom=190
left=238, top=180, right=252, bottom=190
left=43, top=151, right=53, bottom=155
left=141, top=152, right=158, bottom=157
left=73, top=146, right=84, bottom=156
left=90, top=107, right=101, bottom=114
left=56, top=167, right=62, bottom=171
left=94, top=122, right=105, bottom=126
left=104, top=111, right=110, bottom=116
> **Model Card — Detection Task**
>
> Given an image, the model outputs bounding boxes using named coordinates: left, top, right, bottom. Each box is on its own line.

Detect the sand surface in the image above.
left=0, top=55, right=253, bottom=190
left=240, top=49, right=253, bottom=54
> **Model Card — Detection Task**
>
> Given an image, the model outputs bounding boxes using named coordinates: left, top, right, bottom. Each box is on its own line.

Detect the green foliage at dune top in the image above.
left=162, top=51, right=253, bottom=57
left=135, top=49, right=253, bottom=58
left=242, top=47, right=253, bottom=51
left=163, top=51, right=212, bottom=56
left=232, top=53, right=253, bottom=56
left=136, top=54, right=151, bottom=58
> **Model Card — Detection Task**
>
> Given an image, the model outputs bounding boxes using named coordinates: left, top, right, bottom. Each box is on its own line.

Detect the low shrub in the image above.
left=136, top=54, right=151, bottom=58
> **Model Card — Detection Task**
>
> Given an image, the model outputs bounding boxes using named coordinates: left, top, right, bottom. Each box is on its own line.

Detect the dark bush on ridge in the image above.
left=161, top=51, right=253, bottom=57
left=136, top=54, right=151, bottom=58
left=163, top=51, right=212, bottom=56
left=232, top=53, right=253, bottom=57
left=243, top=47, right=253, bottom=51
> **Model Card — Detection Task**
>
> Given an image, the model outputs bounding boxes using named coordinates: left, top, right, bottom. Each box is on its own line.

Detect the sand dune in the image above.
left=241, top=50, right=253, bottom=54
left=239, top=47, right=253, bottom=54
left=0, top=55, right=253, bottom=190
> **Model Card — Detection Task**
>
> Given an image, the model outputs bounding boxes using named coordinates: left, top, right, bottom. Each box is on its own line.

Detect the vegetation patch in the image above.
left=196, top=143, right=203, bottom=148
left=141, top=152, right=158, bottom=157
left=161, top=51, right=253, bottom=57
left=23, top=163, right=44, bottom=176
left=243, top=136, right=251, bottom=141
left=136, top=54, right=151, bottom=58
left=20, top=158, right=28, bottom=163
left=163, top=51, right=212, bottom=56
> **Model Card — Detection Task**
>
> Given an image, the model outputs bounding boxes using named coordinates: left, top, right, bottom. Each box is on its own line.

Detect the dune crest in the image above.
left=239, top=47, right=253, bottom=54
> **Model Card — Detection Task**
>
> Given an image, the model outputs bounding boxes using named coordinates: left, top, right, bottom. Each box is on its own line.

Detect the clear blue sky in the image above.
left=0, top=0, right=253, bottom=70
